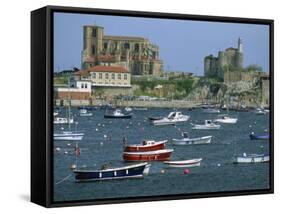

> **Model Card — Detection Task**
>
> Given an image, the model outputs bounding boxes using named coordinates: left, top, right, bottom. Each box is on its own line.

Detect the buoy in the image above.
left=126, top=126, right=129, bottom=129
left=67, top=143, right=71, bottom=146
left=138, top=122, right=141, bottom=126
left=249, top=125, right=252, bottom=128
left=183, top=169, right=190, bottom=174
left=160, top=169, right=165, bottom=174
left=217, top=163, right=221, bottom=167
left=55, top=147, right=61, bottom=152
left=100, top=142, right=103, bottom=146
left=95, top=128, right=99, bottom=131
left=264, top=129, right=268, bottom=132
left=98, top=123, right=101, bottom=126
left=102, top=124, right=105, bottom=127
left=64, top=151, right=68, bottom=154
left=70, top=164, right=76, bottom=170
left=61, top=127, right=64, bottom=130
left=104, top=134, right=107, bottom=138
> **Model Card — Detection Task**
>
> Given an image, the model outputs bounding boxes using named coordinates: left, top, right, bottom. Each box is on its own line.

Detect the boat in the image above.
left=123, top=149, right=174, bottom=161
left=53, top=117, right=74, bottom=124
left=233, top=153, right=269, bottom=164
left=79, top=108, right=93, bottom=116
left=172, top=133, right=212, bottom=145
left=203, top=108, right=220, bottom=114
left=104, top=109, right=132, bottom=119
left=148, top=116, right=163, bottom=121
left=249, top=132, right=270, bottom=140
left=255, top=108, right=267, bottom=115
left=151, top=112, right=190, bottom=126
left=214, top=115, right=238, bottom=124
left=53, top=111, right=59, bottom=116
left=192, top=120, right=221, bottom=130
left=163, top=158, right=202, bottom=168
left=124, top=140, right=167, bottom=152
left=125, top=107, right=133, bottom=112
left=73, top=162, right=150, bottom=182
left=53, top=131, right=84, bottom=141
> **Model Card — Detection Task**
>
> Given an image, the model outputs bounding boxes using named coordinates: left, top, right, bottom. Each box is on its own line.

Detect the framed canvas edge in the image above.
left=31, top=5, right=274, bottom=208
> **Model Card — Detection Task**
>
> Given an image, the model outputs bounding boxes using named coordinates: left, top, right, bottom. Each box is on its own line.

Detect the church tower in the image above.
left=235, top=37, right=243, bottom=70
left=238, top=37, right=243, bottom=53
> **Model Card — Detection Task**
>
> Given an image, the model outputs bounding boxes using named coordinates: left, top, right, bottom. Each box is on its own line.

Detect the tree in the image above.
left=245, top=64, right=263, bottom=72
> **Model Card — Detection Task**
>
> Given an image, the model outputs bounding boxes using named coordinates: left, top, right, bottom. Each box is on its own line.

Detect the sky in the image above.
left=54, top=12, right=270, bottom=75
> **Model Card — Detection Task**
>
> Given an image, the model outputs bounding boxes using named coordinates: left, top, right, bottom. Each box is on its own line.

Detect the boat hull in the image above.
left=124, top=141, right=166, bottom=152
left=233, top=155, right=269, bottom=164
left=249, top=134, right=269, bottom=140
left=123, top=149, right=173, bottom=161
left=164, top=158, right=202, bottom=168
left=73, top=163, right=149, bottom=182
left=214, top=118, right=237, bottom=124
left=192, top=125, right=220, bottom=130
left=104, top=114, right=132, bottom=119
left=172, top=136, right=212, bottom=145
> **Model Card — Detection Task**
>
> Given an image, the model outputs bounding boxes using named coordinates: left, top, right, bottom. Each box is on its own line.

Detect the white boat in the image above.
left=125, top=107, right=133, bottom=112
left=54, top=131, right=84, bottom=141
left=172, top=133, right=212, bottom=145
left=53, top=111, right=59, bottom=116
left=214, top=115, right=238, bottom=124
left=255, top=108, right=267, bottom=115
left=152, top=112, right=190, bottom=126
left=233, top=153, right=269, bottom=164
left=79, top=108, right=93, bottom=116
left=192, top=120, right=221, bottom=130
left=203, top=108, right=220, bottom=114
left=53, top=117, right=74, bottom=124
left=163, top=158, right=202, bottom=168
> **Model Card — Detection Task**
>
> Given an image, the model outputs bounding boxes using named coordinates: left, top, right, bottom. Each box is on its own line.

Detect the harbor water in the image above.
left=53, top=108, right=270, bottom=202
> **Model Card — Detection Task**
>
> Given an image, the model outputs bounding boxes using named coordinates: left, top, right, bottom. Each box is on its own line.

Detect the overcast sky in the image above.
left=54, top=12, right=270, bottom=75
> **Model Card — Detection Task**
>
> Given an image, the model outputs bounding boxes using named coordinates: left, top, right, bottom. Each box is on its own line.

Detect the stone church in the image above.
left=81, top=25, right=164, bottom=76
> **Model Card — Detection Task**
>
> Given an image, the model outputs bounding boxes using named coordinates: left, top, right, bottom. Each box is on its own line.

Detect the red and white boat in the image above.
left=124, top=140, right=167, bottom=152
left=123, top=149, right=173, bottom=162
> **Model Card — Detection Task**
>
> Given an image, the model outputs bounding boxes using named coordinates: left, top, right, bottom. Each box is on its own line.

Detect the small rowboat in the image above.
left=53, top=131, right=84, bottom=141
left=233, top=153, right=269, bottom=164
left=124, top=140, right=167, bottom=152
left=123, top=149, right=173, bottom=162
left=249, top=132, right=270, bottom=140
left=73, top=162, right=150, bottom=182
left=163, top=158, right=202, bottom=168
left=172, top=133, right=212, bottom=145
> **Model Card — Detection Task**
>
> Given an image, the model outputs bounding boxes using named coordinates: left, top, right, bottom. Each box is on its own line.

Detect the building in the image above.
left=260, top=75, right=270, bottom=107
left=54, top=80, right=92, bottom=100
left=75, top=65, right=132, bottom=97
left=81, top=25, right=164, bottom=76
left=204, top=38, right=243, bottom=79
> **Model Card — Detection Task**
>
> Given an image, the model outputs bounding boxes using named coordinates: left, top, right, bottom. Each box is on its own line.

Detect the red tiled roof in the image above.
left=75, top=66, right=129, bottom=76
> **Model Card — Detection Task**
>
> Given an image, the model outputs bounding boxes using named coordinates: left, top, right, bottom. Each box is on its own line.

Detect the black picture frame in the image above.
left=31, top=5, right=274, bottom=208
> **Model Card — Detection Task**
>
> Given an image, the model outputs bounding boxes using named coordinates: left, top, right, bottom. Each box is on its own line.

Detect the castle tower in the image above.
left=238, top=37, right=243, bottom=53
left=82, top=25, right=104, bottom=68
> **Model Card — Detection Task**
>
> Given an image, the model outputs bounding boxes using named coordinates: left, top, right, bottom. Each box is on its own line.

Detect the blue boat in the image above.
left=73, top=162, right=150, bottom=182
left=249, top=132, right=270, bottom=140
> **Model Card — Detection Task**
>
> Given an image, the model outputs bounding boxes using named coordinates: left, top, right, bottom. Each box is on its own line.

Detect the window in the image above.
left=103, top=42, right=108, bottom=50
left=92, top=73, right=96, bottom=79
left=124, top=43, right=130, bottom=49
left=134, top=43, right=139, bottom=51
left=124, top=74, right=127, bottom=80
left=105, top=73, right=109, bottom=79
left=81, top=84, right=84, bottom=88
left=85, top=84, right=88, bottom=88
left=118, top=74, right=121, bottom=79
left=92, top=28, right=96, bottom=37
left=99, top=73, right=102, bottom=79
left=112, top=73, right=115, bottom=79
left=92, top=45, right=95, bottom=55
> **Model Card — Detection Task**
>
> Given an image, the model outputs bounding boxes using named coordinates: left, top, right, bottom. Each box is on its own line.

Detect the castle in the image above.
left=204, top=38, right=243, bottom=79
left=82, top=25, right=164, bottom=76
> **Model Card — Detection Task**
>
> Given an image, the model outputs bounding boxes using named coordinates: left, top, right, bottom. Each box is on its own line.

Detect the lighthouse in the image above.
left=238, top=37, right=243, bottom=53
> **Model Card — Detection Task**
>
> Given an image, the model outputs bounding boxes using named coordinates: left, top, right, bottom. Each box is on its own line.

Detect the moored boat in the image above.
left=53, top=131, right=84, bottom=141
left=192, top=120, right=221, bottom=130
left=249, top=132, right=270, bottom=140
left=163, top=158, right=202, bottom=168
left=214, top=115, right=238, bottom=124
left=125, top=107, right=133, bottom=112
left=79, top=108, right=93, bottom=116
left=104, top=109, right=132, bottom=119
left=233, top=153, right=269, bottom=164
left=73, top=162, right=150, bottom=182
left=124, top=140, right=167, bottom=152
left=123, top=149, right=173, bottom=161
left=151, top=112, right=190, bottom=126
left=53, top=117, right=74, bottom=124
left=172, top=133, right=212, bottom=145
left=255, top=108, right=267, bottom=115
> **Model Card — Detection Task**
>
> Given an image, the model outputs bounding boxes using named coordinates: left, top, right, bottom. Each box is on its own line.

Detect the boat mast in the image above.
left=68, top=75, right=71, bottom=131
